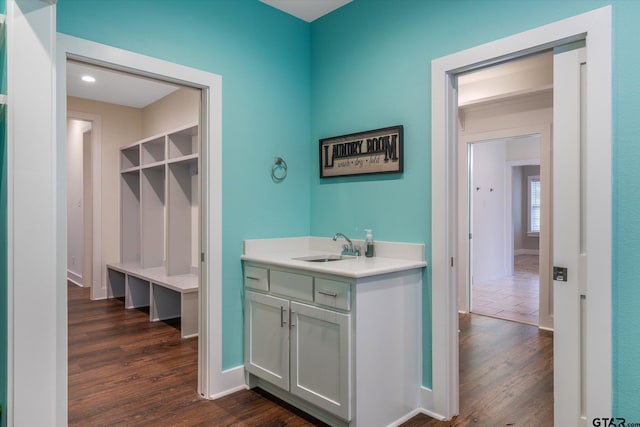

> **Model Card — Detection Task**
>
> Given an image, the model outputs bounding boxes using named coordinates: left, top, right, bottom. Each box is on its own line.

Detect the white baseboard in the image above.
left=418, top=386, right=448, bottom=421
left=514, top=248, right=539, bottom=256
left=67, top=270, right=83, bottom=287
left=388, top=408, right=424, bottom=426
left=207, top=365, right=247, bottom=400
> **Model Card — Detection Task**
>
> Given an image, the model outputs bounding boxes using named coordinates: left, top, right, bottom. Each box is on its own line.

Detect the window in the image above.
left=528, top=175, right=541, bottom=235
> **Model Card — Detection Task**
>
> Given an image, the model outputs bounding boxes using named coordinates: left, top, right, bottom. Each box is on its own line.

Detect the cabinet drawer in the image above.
left=244, top=266, right=269, bottom=291
left=314, top=278, right=351, bottom=311
left=270, top=270, right=313, bottom=302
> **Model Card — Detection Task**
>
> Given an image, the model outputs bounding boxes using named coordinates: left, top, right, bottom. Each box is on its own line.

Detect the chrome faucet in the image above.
left=333, top=232, right=360, bottom=256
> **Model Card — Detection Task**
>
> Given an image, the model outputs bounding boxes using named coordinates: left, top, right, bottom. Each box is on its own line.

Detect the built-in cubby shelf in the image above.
left=118, top=122, right=199, bottom=273
left=113, top=123, right=200, bottom=337
left=141, top=165, right=166, bottom=269
left=120, top=145, right=140, bottom=171
left=141, top=136, right=165, bottom=165
left=167, top=157, right=198, bottom=275
left=120, top=171, right=141, bottom=264
left=168, top=125, right=198, bottom=160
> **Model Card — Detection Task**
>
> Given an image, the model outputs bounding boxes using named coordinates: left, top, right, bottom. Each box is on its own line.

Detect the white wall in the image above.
left=506, top=135, right=540, bottom=161
left=141, top=87, right=200, bottom=137
left=472, top=140, right=507, bottom=282
left=66, top=119, right=91, bottom=284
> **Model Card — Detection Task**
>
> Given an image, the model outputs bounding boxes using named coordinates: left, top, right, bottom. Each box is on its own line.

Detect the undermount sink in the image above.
left=293, top=254, right=349, bottom=262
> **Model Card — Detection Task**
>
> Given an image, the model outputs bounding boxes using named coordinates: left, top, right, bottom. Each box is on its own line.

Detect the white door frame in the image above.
left=56, top=35, right=239, bottom=403
left=6, top=1, right=61, bottom=424
left=431, top=6, right=611, bottom=421
left=67, top=111, right=103, bottom=299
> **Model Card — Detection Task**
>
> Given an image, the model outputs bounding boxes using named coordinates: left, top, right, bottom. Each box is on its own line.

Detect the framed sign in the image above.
left=319, top=125, right=403, bottom=178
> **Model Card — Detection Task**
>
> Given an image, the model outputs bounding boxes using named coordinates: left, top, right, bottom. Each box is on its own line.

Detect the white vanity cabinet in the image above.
left=290, top=300, right=351, bottom=420
left=244, top=268, right=352, bottom=421
left=242, top=245, right=424, bottom=427
left=245, top=291, right=290, bottom=390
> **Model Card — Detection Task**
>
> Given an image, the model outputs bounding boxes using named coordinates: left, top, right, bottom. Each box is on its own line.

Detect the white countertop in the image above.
left=241, top=236, right=427, bottom=279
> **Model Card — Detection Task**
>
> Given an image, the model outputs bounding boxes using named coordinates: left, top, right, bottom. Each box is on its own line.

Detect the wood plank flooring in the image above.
left=471, top=255, right=540, bottom=325
left=68, top=282, right=328, bottom=426
left=400, top=314, right=553, bottom=427
left=69, top=282, right=552, bottom=426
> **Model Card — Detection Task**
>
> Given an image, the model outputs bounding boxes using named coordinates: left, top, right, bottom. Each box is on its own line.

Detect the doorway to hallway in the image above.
left=466, top=135, right=543, bottom=327
left=430, top=6, right=612, bottom=422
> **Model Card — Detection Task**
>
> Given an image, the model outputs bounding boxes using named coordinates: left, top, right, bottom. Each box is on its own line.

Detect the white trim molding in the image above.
left=431, top=6, right=612, bottom=422
left=6, top=0, right=61, bottom=425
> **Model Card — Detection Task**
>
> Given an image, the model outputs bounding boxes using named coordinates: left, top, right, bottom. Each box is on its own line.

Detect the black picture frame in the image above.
left=319, top=125, right=404, bottom=178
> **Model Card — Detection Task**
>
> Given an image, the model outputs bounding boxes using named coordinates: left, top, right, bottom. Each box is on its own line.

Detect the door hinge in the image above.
left=450, top=257, right=454, bottom=268
left=201, top=252, right=205, bottom=262
left=469, top=233, right=472, bottom=239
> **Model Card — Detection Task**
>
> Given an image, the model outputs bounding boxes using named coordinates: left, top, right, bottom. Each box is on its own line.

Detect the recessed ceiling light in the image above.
left=81, top=75, right=96, bottom=83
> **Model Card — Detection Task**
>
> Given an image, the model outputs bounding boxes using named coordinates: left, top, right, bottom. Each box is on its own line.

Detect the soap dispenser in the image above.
left=365, top=229, right=374, bottom=257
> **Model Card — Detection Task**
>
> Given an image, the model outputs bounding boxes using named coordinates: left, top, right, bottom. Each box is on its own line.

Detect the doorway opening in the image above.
left=431, top=6, right=612, bottom=421
left=64, top=58, right=204, bottom=417
left=453, top=53, right=553, bottom=422
left=456, top=51, right=553, bottom=331
left=66, top=118, right=93, bottom=290
left=467, top=137, right=542, bottom=326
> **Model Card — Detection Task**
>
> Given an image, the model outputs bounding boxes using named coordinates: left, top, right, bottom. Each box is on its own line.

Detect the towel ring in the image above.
left=272, top=157, right=287, bottom=181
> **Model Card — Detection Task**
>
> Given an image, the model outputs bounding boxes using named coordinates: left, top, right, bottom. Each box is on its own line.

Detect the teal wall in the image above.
left=56, top=0, right=640, bottom=420
left=309, top=0, right=639, bottom=419
left=57, top=0, right=312, bottom=368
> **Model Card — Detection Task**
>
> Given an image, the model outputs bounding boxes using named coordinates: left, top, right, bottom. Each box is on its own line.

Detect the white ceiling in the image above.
left=259, top=0, right=352, bottom=22
left=66, top=61, right=180, bottom=109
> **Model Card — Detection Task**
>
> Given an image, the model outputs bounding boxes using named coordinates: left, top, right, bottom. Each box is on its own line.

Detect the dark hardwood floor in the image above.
left=400, top=314, right=553, bottom=427
left=68, top=283, right=552, bottom=426
left=68, top=282, right=328, bottom=426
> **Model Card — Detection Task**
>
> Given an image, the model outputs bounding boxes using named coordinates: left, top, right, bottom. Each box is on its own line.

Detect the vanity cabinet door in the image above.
left=290, top=302, right=351, bottom=421
left=245, top=290, right=290, bottom=390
